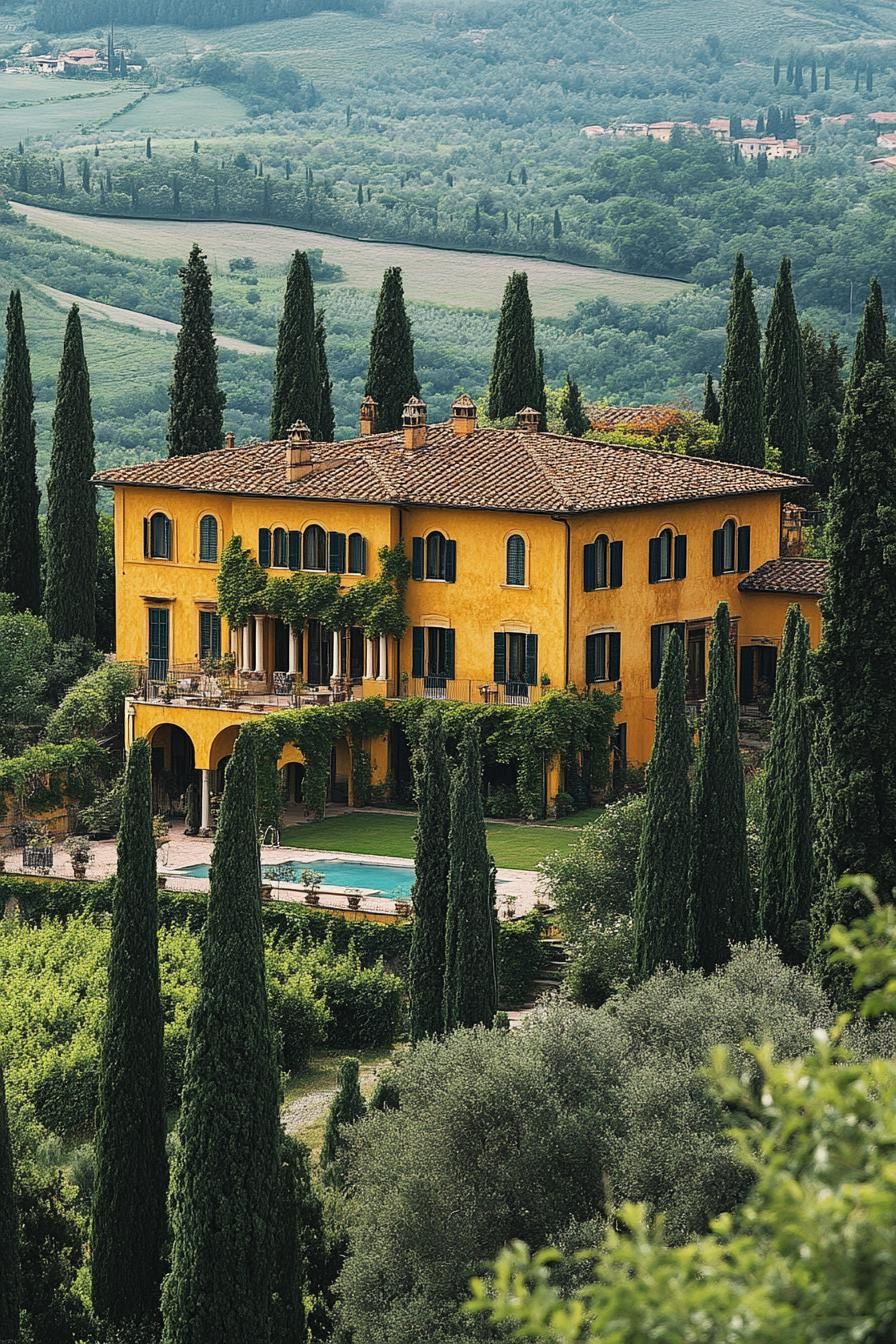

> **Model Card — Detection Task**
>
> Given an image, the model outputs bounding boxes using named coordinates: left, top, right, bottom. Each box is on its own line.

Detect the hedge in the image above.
left=499, top=912, right=550, bottom=1005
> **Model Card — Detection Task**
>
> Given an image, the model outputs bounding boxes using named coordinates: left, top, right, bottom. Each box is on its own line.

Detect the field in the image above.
left=11, top=203, right=688, bottom=315
left=279, top=811, right=580, bottom=869
left=104, top=85, right=247, bottom=133
left=0, top=73, right=138, bottom=147
left=610, top=0, right=890, bottom=53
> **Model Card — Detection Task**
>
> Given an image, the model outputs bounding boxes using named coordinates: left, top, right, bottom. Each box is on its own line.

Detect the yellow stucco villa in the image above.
left=94, top=396, right=826, bottom=826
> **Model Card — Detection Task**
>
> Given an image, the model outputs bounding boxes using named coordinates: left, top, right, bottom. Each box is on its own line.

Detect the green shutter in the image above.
left=737, top=525, right=751, bottom=573
left=143, top=516, right=149, bottom=557
left=583, top=543, right=596, bottom=592
left=648, top=537, right=660, bottom=583
left=258, top=528, right=271, bottom=568
left=411, top=537, right=424, bottom=580
left=445, top=539, right=457, bottom=583
left=609, top=540, right=623, bottom=588
left=199, top=515, right=217, bottom=562
left=712, top=528, right=724, bottom=575
left=328, top=531, right=346, bottom=573
left=288, top=530, right=301, bottom=570
left=739, top=646, right=754, bottom=705
left=445, top=628, right=456, bottom=679
left=493, top=632, right=507, bottom=682
left=525, top=633, right=538, bottom=685
left=585, top=633, right=597, bottom=683
left=674, top=533, right=687, bottom=580
left=608, top=631, right=621, bottom=681
left=412, top=627, right=424, bottom=677
left=650, top=625, right=663, bottom=688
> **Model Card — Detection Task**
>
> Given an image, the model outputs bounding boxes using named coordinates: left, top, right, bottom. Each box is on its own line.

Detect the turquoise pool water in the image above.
left=173, top=858, right=414, bottom=900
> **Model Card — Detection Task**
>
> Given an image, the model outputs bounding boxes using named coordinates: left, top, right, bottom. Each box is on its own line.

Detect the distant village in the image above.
left=582, top=111, right=896, bottom=169
left=2, top=37, right=140, bottom=77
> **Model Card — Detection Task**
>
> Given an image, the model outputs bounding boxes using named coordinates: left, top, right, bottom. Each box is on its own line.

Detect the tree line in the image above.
left=34, top=0, right=383, bottom=32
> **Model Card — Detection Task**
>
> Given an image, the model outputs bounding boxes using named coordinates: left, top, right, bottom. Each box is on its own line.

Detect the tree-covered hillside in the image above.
left=34, top=0, right=383, bottom=33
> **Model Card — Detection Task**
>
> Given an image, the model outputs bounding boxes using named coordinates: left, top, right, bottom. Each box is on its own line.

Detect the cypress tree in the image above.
left=409, top=709, right=451, bottom=1042
left=536, top=347, right=547, bottom=429
left=364, top=267, right=419, bottom=431
left=92, top=737, right=168, bottom=1331
left=825, top=65, right=831, bottom=91
left=558, top=371, right=589, bottom=436
left=850, top=278, right=886, bottom=388
left=773, top=56, right=781, bottom=84
left=43, top=305, right=96, bottom=644
left=718, top=255, right=765, bottom=466
left=320, top=1058, right=366, bottom=1189
left=758, top=605, right=813, bottom=963
left=763, top=256, right=808, bottom=474
left=161, top=729, right=281, bottom=1344
left=167, top=245, right=225, bottom=458
left=702, top=373, right=720, bottom=424
left=812, top=360, right=896, bottom=974
left=271, top=251, right=320, bottom=440
left=687, top=602, right=753, bottom=971
left=0, top=1063, right=19, bottom=1344
left=0, top=290, right=40, bottom=614
left=633, top=630, right=691, bottom=979
left=270, top=1135, right=307, bottom=1344
left=802, top=321, right=844, bottom=496
left=315, top=309, right=335, bottom=443
left=487, top=272, right=540, bottom=421
left=442, top=724, right=499, bottom=1030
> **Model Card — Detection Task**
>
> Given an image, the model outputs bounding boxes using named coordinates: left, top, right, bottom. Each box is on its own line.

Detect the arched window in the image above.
left=198, top=514, right=218, bottom=563
left=657, top=527, right=673, bottom=581
left=146, top=512, right=171, bottom=560
left=303, top=524, right=327, bottom=571
left=273, top=527, right=289, bottom=568
left=426, top=531, right=447, bottom=580
left=721, top=518, right=736, bottom=573
left=594, top=534, right=609, bottom=589
left=348, top=532, right=367, bottom=575
left=506, top=534, right=526, bottom=586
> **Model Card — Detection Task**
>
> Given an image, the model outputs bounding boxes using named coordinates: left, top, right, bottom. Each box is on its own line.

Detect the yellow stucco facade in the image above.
left=106, top=418, right=823, bottom=821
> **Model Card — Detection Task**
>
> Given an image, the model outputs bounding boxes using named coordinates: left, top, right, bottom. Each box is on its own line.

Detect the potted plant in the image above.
left=394, top=897, right=411, bottom=918
left=346, top=888, right=363, bottom=911
left=63, top=835, right=94, bottom=880
left=301, top=868, right=324, bottom=906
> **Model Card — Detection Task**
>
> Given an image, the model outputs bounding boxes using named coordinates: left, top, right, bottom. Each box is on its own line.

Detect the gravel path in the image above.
left=281, top=1060, right=389, bottom=1136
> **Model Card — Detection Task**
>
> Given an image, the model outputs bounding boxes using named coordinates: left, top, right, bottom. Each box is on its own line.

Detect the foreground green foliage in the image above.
left=320, top=1057, right=366, bottom=1190
left=471, top=900, right=896, bottom=1344
left=409, top=710, right=450, bottom=1042
left=0, top=1064, right=19, bottom=1344
left=91, top=740, right=167, bottom=1332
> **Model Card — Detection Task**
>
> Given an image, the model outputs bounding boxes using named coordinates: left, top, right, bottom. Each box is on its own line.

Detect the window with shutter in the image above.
left=608, top=631, right=621, bottom=682
left=328, top=531, right=347, bottom=573
left=149, top=513, right=171, bottom=560
left=493, top=632, right=507, bottom=682
left=712, top=528, right=724, bottom=575
left=348, top=532, right=366, bottom=574
left=303, top=525, right=327, bottom=571
left=412, top=627, right=425, bottom=677
left=585, top=633, right=604, bottom=683
left=594, top=535, right=609, bottom=589
left=445, top=539, right=457, bottom=583
left=273, top=527, right=289, bottom=568
left=199, top=610, right=221, bottom=661
left=506, top=534, right=526, bottom=586
left=258, top=528, right=271, bottom=569
left=721, top=519, right=736, bottom=572
left=199, top=515, right=218, bottom=563
left=411, top=537, right=424, bottom=580
left=525, top=633, right=538, bottom=685
left=583, top=542, right=596, bottom=592
left=650, top=622, right=685, bottom=688
left=674, top=533, right=687, bottom=580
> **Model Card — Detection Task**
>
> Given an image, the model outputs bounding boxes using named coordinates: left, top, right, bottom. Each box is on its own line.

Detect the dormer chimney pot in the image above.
left=225, top=431, right=235, bottom=450
left=402, top=395, right=428, bottom=451
left=450, top=393, right=477, bottom=436
left=515, top=406, right=541, bottom=432
left=359, top=395, right=378, bottom=436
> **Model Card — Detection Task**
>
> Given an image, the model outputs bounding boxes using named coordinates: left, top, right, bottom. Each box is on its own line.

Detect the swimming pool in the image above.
left=172, top=857, right=415, bottom=900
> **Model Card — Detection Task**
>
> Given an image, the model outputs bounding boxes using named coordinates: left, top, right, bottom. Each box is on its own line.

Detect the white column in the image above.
left=230, top=625, right=240, bottom=657
left=200, top=769, right=211, bottom=833
left=288, top=629, right=299, bottom=675
left=254, top=614, right=265, bottom=674
left=378, top=633, right=387, bottom=681
left=241, top=624, right=250, bottom=669
left=364, top=637, right=374, bottom=680
left=332, top=628, right=342, bottom=679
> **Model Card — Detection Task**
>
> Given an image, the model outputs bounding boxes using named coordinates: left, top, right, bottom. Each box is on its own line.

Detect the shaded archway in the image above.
left=144, top=723, right=196, bottom=817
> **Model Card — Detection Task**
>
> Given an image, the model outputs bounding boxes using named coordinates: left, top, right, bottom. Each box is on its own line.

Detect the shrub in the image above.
left=45, top=660, right=137, bottom=743
left=302, top=942, right=405, bottom=1049
left=498, top=912, right=547, bottom=1004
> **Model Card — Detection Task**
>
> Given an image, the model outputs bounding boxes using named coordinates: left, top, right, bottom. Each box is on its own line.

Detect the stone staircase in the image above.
left=506, top=937, right=570, bottom=1026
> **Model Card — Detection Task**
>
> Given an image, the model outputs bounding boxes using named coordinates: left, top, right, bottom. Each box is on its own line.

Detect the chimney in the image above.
left=359, top=395, right=378, bottom=436
left=515, top=406, right=541, bottom=433
left=225, top=431, right=235, bottom=450
left=285, top=420, right=313, bottom=482
left=450, top=393, right=477, bottom=437
left=402, top=396, right=428, bottom=451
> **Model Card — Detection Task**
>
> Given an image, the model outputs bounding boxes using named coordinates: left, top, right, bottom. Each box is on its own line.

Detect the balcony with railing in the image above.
left=399, top=677, right=547, bottom=706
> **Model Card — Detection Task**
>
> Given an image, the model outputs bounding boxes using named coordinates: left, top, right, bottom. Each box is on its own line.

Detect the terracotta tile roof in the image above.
left=93, top=423, right=807, bottom=516
left=587, top=404, right=685, bottom=433
left=739, top=557, right=827, bottom=596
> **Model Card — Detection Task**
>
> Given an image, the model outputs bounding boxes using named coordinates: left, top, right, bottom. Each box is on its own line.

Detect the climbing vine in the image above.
left=0, top=739, right=104, bottom=821
left=216, top=535, right=267, bottom=629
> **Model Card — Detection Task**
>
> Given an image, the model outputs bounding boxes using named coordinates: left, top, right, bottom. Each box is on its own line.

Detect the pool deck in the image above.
left=6, top=823, right=542, bottom=919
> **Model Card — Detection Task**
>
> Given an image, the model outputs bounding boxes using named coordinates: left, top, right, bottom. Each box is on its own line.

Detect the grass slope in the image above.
left=279, top=811, right=579, bottom=869
left=104, top=85, right=247, bottom=133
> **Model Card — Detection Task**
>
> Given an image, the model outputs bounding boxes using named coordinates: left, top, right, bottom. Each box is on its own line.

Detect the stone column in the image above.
left=288, top=629, right=299, bottom=676
left=365, top=637, right=375, bottom=680
left=241, top=624, right=250, bottom=669
left=200, top=769, right=211, bottom=833
left=378, top=633, right=387, bottom=681
left=254, top=614, right=265, bottom=674
left=332, top=628, right=343, bottom=680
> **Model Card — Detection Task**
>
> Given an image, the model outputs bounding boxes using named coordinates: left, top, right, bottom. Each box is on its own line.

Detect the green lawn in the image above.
left=280, top=811, right=580, bottom=869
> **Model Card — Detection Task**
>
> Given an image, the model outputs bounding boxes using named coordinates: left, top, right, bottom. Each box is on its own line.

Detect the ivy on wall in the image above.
left=217, top=538, right=410, bottom=641
left=0, top=739, right=104, bottom=821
